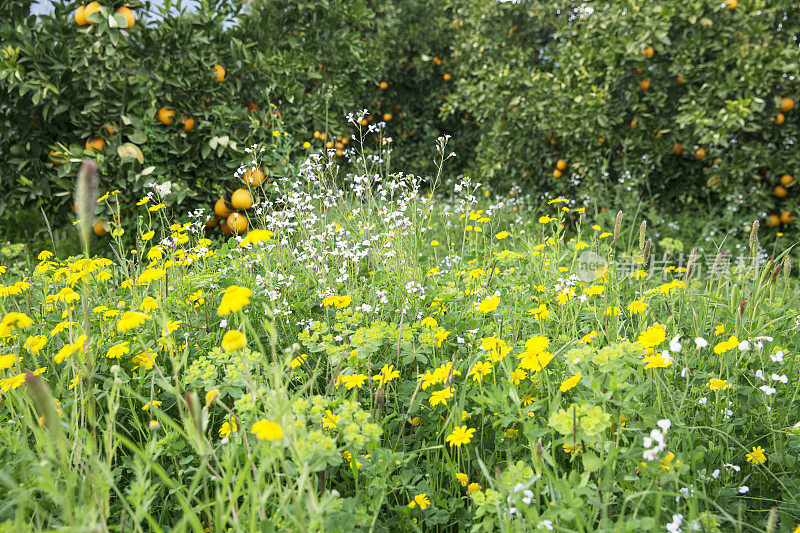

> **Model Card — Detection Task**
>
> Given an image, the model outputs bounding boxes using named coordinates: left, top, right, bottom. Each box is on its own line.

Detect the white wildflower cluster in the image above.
left=643, top=419, right=671, bottom=462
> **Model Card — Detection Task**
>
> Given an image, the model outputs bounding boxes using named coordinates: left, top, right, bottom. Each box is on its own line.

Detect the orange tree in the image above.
left=445, top=0, right=800, bottom=237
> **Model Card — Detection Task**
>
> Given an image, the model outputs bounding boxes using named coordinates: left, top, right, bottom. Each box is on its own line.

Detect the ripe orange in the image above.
left=780, top=97, right=794, bottom=113
left=776, top=113, right=785, bottom=125
left=694, top=147, right=706, bottom=160
left=74, top=5, right=88, bottom=25
left=319, top=132, right=326, bottom=140
left=553, top=169, right=562, bottom=178
left=182, top=116, right=195, bottom=132
left=725, top=0, right=737, bottom=9
left=49, top=150, right=67, bottom=165
left=639, top=79, right=650, bottom=91
left=766, top=214, right=781, bottom=227
left=443, top=73, right=452, bottom=81
left=84, top=1, right=101, bottom=25
left=247, top=101, right=259, bottom=113
left=641, top=46, right=654, bottom=58
left=214, top=198, right=233, bottom=217
left=774, top=185, right=787, bottom=198
left=85, top=137, right=105, bottom=152
left=226, top=213, right=248, bottom=235
left=157, top=107, right=175, bottom=125
left=219, top=218, right=233, bottom=237
left=383, top=113, right=392, bottom=121
left=313, top=130, right=321, bottom=139
left=780, top=211, right=795, bottom=224
left=242, top=168, right=265, bottom=187
left=212, top=64, right=225, bottom=82
left=672, top=143, right=684, bottom=155
left=205, top=215, right=220, bottom=229
left=379, top=81, right=388, bottom=90
left=780, top=174, right=794, bottom=186
left=677, top=75, right=686, bottom=85
left=93, top=220, right=109, bottom=236
left=231, top=188, right=253, bottom=210
left=360, top=118, right=368, bottom=126
left=556, top=159, right=567, bottom=170
left=336, top=149, right=343, bottom=156
left=115, top=6, right=135, bottom=29
left=326, top=141, right=334, bottom=149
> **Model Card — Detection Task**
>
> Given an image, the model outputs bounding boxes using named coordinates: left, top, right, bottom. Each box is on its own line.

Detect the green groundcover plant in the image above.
left=0, top=131, right=799, bottom=530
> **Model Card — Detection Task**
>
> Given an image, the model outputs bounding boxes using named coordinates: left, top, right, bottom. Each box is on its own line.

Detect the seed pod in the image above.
left=639, top=221, right=647, bottom=251
left=783, top=255, right=791, bottom=282
left=642, top=238, right=652, bottom=267
left=684, top=247, right=697, bottom=281
left=749, top=220, right=759, bottom=254
left=739, top=300, right=748, bottom=314
left=711, top=250, right=726, bottom=278
left=613, top=210, right=623, bottom=245
left=772, top=263, right=782, bottom=285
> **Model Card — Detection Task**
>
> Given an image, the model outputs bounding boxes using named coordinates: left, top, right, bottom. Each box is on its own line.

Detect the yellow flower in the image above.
left=469, top=361, right=493, bottom=383
left=142, top=400, right=162, bottom=411
left=637, top=324, right=666, bottom=348
left=642, top=351, right=673, bottom=369
left=411, top=416, right=422, bottom=426
left=24, top=335, right=47, bottom=355
left=713, top=335, right=739, bottom=354
left=715, top=325, right=725, bottom=336
left=239, top=229, right=274, bottom=247
left=0, top=312, right=33, bottom=337
left=627, top=300, right=648, bottom=314
left=456, top=473, right=468, bottom=487
left=141, top=230, right=155, bottom=241
left=707, top=378, right=731, bottom=391
left=746, top=446, right=766, bottom=464
left=431, top=240, right=440, bottom=246
left=106, top=341, right=130, bottom=359
left=420, top=317, right=438, bottom=328
left=140, top=297, right=159, bottom=312
left=467, top=482, right=481, bottom=494
left=117, top=310, right=150, bottom=333
left=321, top=294, right=352, bottom=309
left=339, top=373, right=368, bottom=390
left=322, top=410, right=340, bottom=429
left=251, top=419, right=284, bottom=441
left=0, top=354, right=16, bottom=370
left=54, top=335, right=87, bottom=364
left=435, top=328, right=450, bottom=347
left=429, top=387, right=454, bottom=406
left=446, top=425, right=476, bottom=447
left=583, top=285, right=604, bottom=296
left=0, top=373, right=26, bottom=392
left=205, top=388, right=220, bottom=407
left=408, top=493, right=431, bottom=510
left=604, top=306, right=621, bottom=316
left=509, top=367, right=527, bottom=385
left=559, top=373, right=581, bottom=392
left=219, top=419, right=238, bottom=438
left=218, top=285, right=253, bottom=315
left=221, top=330, right=246, bottom=352
left=495, top=231, right=509, bottom=240
left=373, top=364, right=400, bottom=385
left=477, top=295, right=500, bottom=313
left=132, top=351, right=157, bottom=370
left=538, top=215, right=554, bottom=224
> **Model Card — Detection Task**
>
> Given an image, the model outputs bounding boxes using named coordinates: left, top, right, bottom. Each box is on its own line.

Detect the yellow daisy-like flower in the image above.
left=219, top=419, right=238, bottom=438
left=0, top=312, right=33, bottom=337
left=495, top=231, right=509, bottom=240
left=559, top=373, right=581, bottom=392
left=251, top=419, right=284, bottom=441
left=239, top=229, right=275, bottom=247
left=477, top=295, right=500, bottom=313
left=746, top=446, right=766, bottom=464
left=467, top=482, right=481, bottom=494
left=218, top=285, right=253, bottom=315
left=408, top=493, right=431, bottom=510
left=221, top=330, right=246, bottom=353
left=429, top=387, right=454, bottom=406
left=373, top=364, right=400, bottom=385
left=627, top=300, right=648, bottom=314
left=24, top=335, right=47, bottom=355
left=637, top=323, right=666, bottom=348
left=456, top=473, right=469, bottom=487
left=707, top=378, right=731, bottom=391
left=446, top=425, right=476, bottom=447
left=106, top=341, right=130, bottom=359
left=117, top=310, right=150, bottom=333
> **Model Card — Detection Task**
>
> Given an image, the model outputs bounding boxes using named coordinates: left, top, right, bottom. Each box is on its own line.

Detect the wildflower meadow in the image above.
left=2, top=128, right=800, bottom=531
left=2, top=0, right=800, bottom=531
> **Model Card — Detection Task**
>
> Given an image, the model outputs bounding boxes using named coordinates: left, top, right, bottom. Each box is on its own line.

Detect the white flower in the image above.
left=694, top=337, right=708, bottom=348
left=219, top=319, right=227, bottom=328
left=657, top=419, right=672, bottom=432
left=666, top=513, right=683, bottom=533
left=737, top=340, right=750, bottom=351
left=538, top=521, right=554, bottom=531
left=760, top=385, right=776, bottom=395
left=755, top=369, right=764, bottom=380
left=698, top=397, right=707, bottom=405
left=669, top=334, right=682, bottom=352
left=770, top=351, right=784, bottom=363
left=771, top=373, right=788, bottom=384
left=711, top=469, right=720, bottom=479
left=738, top=486, right=749, bottom=494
